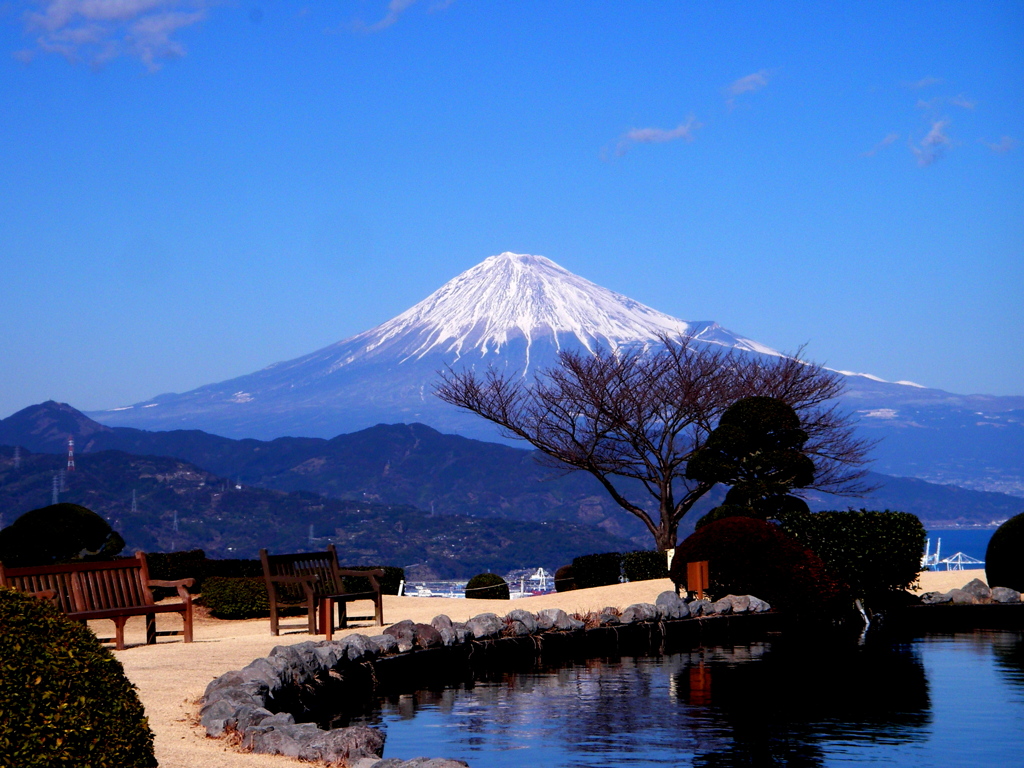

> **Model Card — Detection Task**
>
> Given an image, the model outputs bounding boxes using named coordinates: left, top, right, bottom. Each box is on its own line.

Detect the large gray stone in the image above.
left=343, top=633, right=377, bottom=661
left=711, top=599, right=733, bottom=615
left=748, top=595, right=771, bottom=613
left=466, top=613, right=503, bottom=639
left=431, top=614, right=454, bottom=631
left=597, top=610, right=621, bottom=626
left=949, top=589, right=979, bottom=605
left=962, top=578, right=992, bottom=601
left=385, top=620, right=417, bottom=652
left=298, top=725, right=386, bottom=763
left=920, top=591, right=952, bottom=605
left=413, top=623, right=444, bottom=649
left=246, top=722, right=321, bottom=757
left=368, top=633, right=400, bottom=655
left=689, top=599, right=711, bottom=616
left=655, top=591, right=687, bottom=620
left=991, top=586, right=1022, bottom=603
left=620, top=603, right=659, bottom=623
left=723, top=594, right=751, bottom=614
left=313, top=642, right=344, bottom=669
left=535, top=608, right=583, bottom=631
left=506, top=609, right=538, bottom=634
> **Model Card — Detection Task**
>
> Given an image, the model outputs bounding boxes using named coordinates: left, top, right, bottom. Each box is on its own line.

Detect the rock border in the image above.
left=200, top=592, right=771, bottom=766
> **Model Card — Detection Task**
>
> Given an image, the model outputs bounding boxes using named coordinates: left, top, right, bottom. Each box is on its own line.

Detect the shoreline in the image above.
left=109, top=572, right=985, bottom=768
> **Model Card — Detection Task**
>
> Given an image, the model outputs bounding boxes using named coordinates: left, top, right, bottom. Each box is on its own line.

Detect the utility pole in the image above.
left=67, top=436, right=75, bottom=472
left=131, top=489, right=138, bottom=514
left=51, top=473, right=59, bottom=505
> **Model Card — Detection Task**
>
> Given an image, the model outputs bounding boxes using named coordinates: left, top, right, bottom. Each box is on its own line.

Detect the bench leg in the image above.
left=374, top=596, right=383, bottom=626
left=321, top=597, right=334, bottom=642
left=145, top=613, right=157, bottom=645
left=270, top=607, right=280, bottom=636
left=114, top=617, right=128, bottom=651
left=182, top=607, right=193, bottom=644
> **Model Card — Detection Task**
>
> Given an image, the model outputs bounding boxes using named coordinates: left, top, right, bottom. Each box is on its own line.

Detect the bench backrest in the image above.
left=260, top=545, right=343, bottom=601
left=0, top=554, right=155, bottom=614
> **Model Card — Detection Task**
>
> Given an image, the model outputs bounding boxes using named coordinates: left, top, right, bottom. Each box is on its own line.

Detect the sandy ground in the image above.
left=107, top=572, right=989, bottom=768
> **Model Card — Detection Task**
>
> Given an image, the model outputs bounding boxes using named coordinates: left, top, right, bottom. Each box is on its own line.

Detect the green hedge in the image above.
left=341, top=565, right=406, bottom=596
left=623, top=550, right=669, bottom=582
left=778, top=509, right=926, bottom=599
left=200, top=576, right=270, bottom=619
left=571, top=552, right=623, bottom=589
left=0, top=586, right=157, bottom=767
left=465, top=572, right=510, bottom=600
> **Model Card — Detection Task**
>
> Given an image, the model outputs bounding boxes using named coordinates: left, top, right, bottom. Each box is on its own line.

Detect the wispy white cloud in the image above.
left=17, top=0, right=209, bottom=70
left=950, top=94, right=976, bottom=110
left=983, top=136, right=1017, bottom=154
left=912, top=119, right=952, bottom=167
left=904, top=76, right=942, bottom=89
left=612, top=115, right=703, bottom=157
left=725, top=69, right=771, bottom=108
left=862, top=133, right=899, bottom=158
left=366, top=0, right=418, bottom=32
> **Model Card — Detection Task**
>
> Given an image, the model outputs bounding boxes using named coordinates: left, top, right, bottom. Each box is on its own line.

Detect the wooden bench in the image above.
left=260, top=545, right=384, bottom=640
left=0, top=552, right=194, bottom=651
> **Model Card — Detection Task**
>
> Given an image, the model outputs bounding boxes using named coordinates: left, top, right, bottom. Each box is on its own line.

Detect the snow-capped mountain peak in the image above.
left=350, top=252, right=779, bottom=362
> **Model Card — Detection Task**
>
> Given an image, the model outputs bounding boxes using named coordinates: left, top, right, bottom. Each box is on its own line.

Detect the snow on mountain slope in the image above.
left=352, top=252, right=778, bottom=360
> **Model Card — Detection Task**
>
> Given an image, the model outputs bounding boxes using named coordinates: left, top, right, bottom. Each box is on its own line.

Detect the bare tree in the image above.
left=435, top=336, right=872, bottom=551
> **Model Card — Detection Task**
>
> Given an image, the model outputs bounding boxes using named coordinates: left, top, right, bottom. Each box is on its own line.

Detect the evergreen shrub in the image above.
left=465, top=573, right=510, bottom=600
left=623, top=550, right=669, bottom=582
left=342, top=565, right=406, bottom=596
left=554, top=564, right=576, bottom=592
left=571, top=552, right=623, bottom=589
left=200, top=576, right=270, bottom=619
left=0, top=586, right=157, bottom=767
left=146, top=550, right=262, bottom=598
left=0, top=503, right=124, bottom=567
left=778, top=509, right=926, bottom=599
left=987, top=512, right=1024, bottom=592
left=669, top=517, right=845, bottom=615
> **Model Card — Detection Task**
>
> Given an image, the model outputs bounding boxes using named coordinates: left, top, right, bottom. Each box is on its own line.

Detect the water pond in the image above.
left=333, top=630, right=1024, bottom=767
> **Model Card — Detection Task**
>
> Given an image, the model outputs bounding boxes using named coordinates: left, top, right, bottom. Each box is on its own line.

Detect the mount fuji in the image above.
left=91, top=252, right=1023, bottom=495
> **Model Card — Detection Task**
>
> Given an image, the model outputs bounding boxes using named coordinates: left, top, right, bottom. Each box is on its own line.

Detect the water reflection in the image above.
left=676, top=639, right=930, bottom=767
left=331, top=633, right=1024, bottom=767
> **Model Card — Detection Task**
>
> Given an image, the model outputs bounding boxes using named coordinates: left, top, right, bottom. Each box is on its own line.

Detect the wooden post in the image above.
left=687, top=560, right=709, bottom=599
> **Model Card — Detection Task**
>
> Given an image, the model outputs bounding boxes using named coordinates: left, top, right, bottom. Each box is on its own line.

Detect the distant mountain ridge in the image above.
left=4, top=402, right=1020, bottom=538
left=60, top=251, right=1024, bottom=495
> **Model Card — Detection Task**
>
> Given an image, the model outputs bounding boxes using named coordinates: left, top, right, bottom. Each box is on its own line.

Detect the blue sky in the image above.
left=0, top=1, right=1021, bottom=419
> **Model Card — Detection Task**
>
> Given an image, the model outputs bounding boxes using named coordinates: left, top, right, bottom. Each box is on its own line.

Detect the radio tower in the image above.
left=67, top=436, right=75, bottom=472
left=52, top=473, right=59, bottom=505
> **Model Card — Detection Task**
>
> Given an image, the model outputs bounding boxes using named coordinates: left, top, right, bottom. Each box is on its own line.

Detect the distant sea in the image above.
left=924, top=528, right=994, bottom=569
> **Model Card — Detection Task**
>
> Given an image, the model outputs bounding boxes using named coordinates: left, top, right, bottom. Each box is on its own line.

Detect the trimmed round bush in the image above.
left=669, top=517, right=845, bottom=616
left=0, top=503, right=124, bottom=566
left=465, top=572, right=510, bottom=600
left=201, top=576, right=271, bottom=619
left=987, top=512, right=1024, bottom=592
left=0, top=586, right=156, bottom=767
left=554, top=564, right=576, bottom=592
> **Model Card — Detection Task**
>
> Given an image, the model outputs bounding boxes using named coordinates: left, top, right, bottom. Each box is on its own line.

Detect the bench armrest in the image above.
left=148, top=578, right=195, bottom=602
left=265, top=574, right=319, bottom=599
left=337, top=568, right=384, bottom=592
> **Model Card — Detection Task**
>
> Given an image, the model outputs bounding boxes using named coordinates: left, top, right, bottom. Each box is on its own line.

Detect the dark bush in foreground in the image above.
left=342, top=565, right=406, bottom=596
left=623, top=550, right=669, bottom=582
left=0, top=503, right=125, bottom=567
left=0, top=586, right=156, bottom=767
left=465, top=573, right=509, bottom=600
left=554, top=564, right=576, bottom=592
left=670, top=517, right=845, bottom=615
left=987, top=512, right=1024, bottom=592
left=571, top=552, right=623, bottom=589
left=778, top=509, right=926, bottom=600
left=201, top=576, right=270, bottom=619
